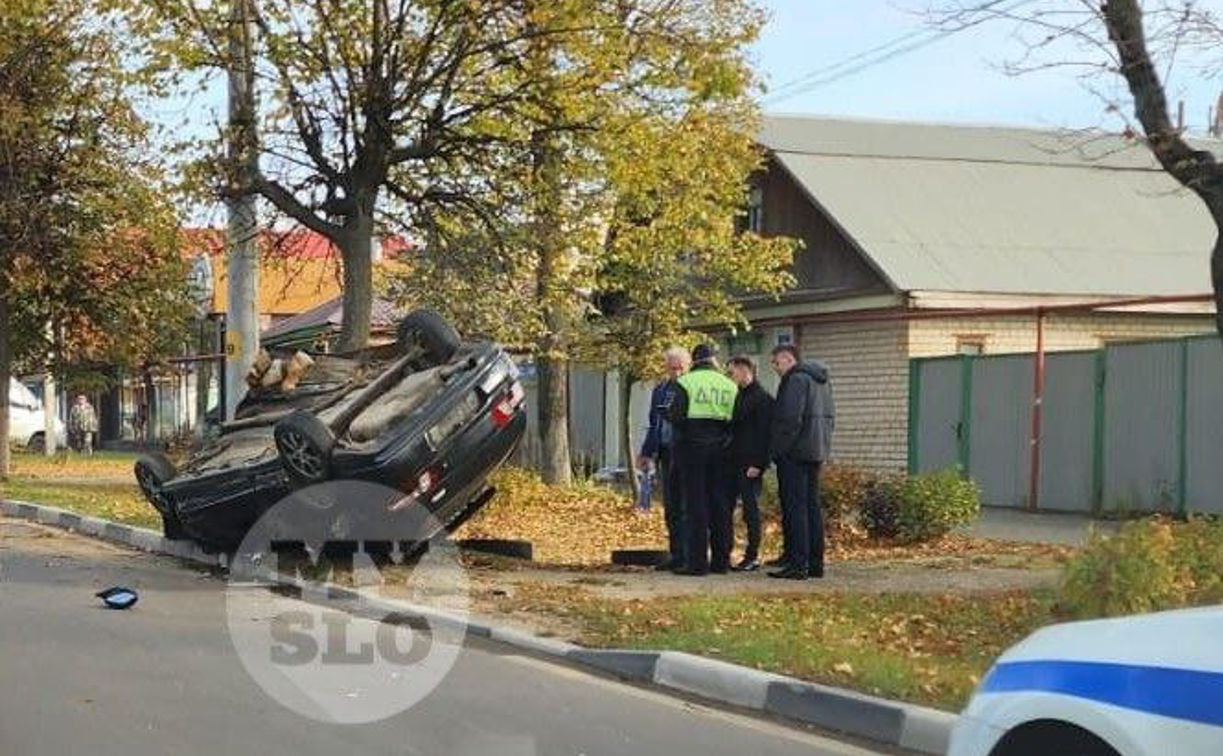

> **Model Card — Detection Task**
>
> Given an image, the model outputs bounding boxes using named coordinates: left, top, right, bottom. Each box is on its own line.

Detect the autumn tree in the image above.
left=592, top=112, right=796, bottom=481
left=0, top=0, right=191, bottom=476
left=395, top=0, right=795, bottom=482
left=935, top=0, right=1223, bottom=337
left=144, top=0, right=572, bottom=353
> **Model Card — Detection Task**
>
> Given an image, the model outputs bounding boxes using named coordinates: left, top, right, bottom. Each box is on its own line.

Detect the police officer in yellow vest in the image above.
left=667, top=343, right=739, bottom=575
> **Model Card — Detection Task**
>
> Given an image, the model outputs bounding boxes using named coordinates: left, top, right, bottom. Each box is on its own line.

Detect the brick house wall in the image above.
left=799, top=319, right=910, bottom=471
left=908, top=312, right=1215, bottom=358
left=796, top=311, right=1216, bottom=473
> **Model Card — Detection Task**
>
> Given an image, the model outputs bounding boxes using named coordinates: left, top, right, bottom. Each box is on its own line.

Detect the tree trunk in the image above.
left=1212, top=215, right=1223, bottom=339
left=1101, top=0, right=1223, bottom=338
left=0, top=284, right=11, bottom=479
left=536, top=355, right=572, bottom=484
left=143, top=368, right=157, bottom=446
left=530, top=122, right=574, bottom=485
left=336, top=212, right=374, bottom=353
left=620, top=370, right=639, bottom=499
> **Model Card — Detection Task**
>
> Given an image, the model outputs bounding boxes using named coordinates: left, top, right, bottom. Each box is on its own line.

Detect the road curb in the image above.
left=1, top=499, right=226, bottom=569
left=2, top=498, right=955, bottom=754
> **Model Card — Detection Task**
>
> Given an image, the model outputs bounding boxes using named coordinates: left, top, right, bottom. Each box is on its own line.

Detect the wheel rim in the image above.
left=280, top=430, right=325, bottom=480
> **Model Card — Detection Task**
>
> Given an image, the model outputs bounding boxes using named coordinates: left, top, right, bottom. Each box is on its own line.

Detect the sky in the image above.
left=159, top=0, right=1223, bottom=226
left=751, top=0, right=1222, bottom=133
left=155, top=2, right=1223, bottom=140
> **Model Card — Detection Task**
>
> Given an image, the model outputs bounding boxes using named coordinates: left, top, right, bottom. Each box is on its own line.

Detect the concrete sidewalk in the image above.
left=968, top=506, right=1119, bottom=547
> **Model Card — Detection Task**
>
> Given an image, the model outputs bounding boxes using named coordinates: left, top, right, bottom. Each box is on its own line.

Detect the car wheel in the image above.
left=27, top=432, right=45, bottom=453
left=991, top=721, right=1121, bottom=756
left=397, top=309, right=460, bottom=366
left=135, top=453, right=177, bottom=513
left=273, top=411, right=335, bottom=486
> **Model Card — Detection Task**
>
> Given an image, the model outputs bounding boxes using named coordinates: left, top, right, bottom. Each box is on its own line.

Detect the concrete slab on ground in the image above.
left=967, top=506, right=1119, bottom=546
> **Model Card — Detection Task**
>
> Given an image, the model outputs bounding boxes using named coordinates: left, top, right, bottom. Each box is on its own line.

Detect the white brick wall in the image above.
left=908, top=312, right=1214, bottom=358
left=800, top=319, right=909, bottom=472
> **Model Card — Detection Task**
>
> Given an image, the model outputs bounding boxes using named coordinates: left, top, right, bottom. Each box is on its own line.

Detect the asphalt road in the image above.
left=0, top=518, right=899, bottom=756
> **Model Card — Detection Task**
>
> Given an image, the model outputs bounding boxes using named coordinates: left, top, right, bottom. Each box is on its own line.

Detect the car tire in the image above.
left=134, top=453, right=189, bottom=541
left=610, top=549, right=671, bottom=567
left=458, top=538, right=533, bottom=561
left=397, top=309, right=460, bottom=366
left=991, top=722, right=1121, bottom=756
left=135, top=453, right=176, bottom=510
left=27, top=432, right=45, bottom=453
left=273, top=411, right=335, bottom=486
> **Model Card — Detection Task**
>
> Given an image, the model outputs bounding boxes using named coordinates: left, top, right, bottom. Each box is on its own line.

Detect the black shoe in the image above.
left=809, top=564, right=825, bottom=579
left=731, top=558, right=761, bottom=572
left=763, top=557, right=788, bottom=568
left=673, top=567, right=709, bottom=577
left=767, top=567, right=808, bottom=581
left=710, top=564, right=730, bottom=575
left=654, top=558, right=679, bottom=572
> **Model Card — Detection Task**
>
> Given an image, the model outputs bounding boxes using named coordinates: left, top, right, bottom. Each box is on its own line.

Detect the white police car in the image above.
left=950, top=606, right=1222, bottom=756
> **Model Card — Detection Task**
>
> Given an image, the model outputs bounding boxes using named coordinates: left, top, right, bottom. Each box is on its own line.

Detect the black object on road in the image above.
left=610, top=549, right=671, bottom=567
left=458, top=539, right=534, bottom=561
left=96, top=587, right=139, bottom=610
left=133, top=309, right=527, bottom=552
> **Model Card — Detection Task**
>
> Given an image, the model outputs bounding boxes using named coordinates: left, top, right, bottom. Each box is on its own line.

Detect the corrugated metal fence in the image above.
left=513, top=364, right=608, bottom=475
left=910, top=334, right=1223, bottom=515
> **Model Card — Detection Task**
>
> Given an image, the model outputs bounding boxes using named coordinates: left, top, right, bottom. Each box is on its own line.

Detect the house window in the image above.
left=725, top=331, right=763, bottom=356
left=744, top=186, right=764, bottom=233
left=956, top=336, right=986, bottom=356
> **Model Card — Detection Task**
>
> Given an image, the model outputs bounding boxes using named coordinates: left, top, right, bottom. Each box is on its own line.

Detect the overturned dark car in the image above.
left=133, top=311, right=527, bottom=551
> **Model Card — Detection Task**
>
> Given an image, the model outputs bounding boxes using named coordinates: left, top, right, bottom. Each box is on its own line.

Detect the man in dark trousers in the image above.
left=637, top=346, right=691, bottom=571
left=726, top=356, right=773, bottom=572
left=767, top=344, right=835, bottom=580
left=668, top=343, right=738, bottom=575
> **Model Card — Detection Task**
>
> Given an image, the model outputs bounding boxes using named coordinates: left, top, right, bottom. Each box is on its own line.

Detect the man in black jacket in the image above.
left=767, top=344, right=835, bottom=580
left=726, top=356, right=773, bottom=572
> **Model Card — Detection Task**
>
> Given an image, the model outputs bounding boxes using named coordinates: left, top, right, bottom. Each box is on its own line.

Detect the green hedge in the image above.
left=1058, top=518, right=1223, bottom=619
left=759, top=464, right=982, bottom=545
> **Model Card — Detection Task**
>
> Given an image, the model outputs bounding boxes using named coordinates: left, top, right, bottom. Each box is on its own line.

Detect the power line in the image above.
left=763, top=0, right=1035, bottom=106
left=765, top=28, right=931, bottom=100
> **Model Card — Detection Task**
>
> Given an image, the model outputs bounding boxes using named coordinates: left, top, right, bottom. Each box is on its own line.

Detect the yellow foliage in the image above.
left=457, top=467, right=666, bottom=565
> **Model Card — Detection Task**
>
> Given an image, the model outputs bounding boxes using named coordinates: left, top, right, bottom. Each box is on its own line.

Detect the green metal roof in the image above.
left=761, top=116, right=1219, bottom=297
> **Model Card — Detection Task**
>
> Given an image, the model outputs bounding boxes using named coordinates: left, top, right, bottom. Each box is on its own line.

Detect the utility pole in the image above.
left=225, top=0, right=259, bottom=420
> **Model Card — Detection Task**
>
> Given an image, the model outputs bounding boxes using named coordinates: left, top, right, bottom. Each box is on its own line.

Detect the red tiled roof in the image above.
left=180, top=227, right=412, bottom=317
left=181, top=227, right=412, bottom=260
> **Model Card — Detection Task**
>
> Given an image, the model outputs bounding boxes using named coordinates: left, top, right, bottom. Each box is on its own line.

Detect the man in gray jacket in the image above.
left=767, top=344, right=835, bottom=580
